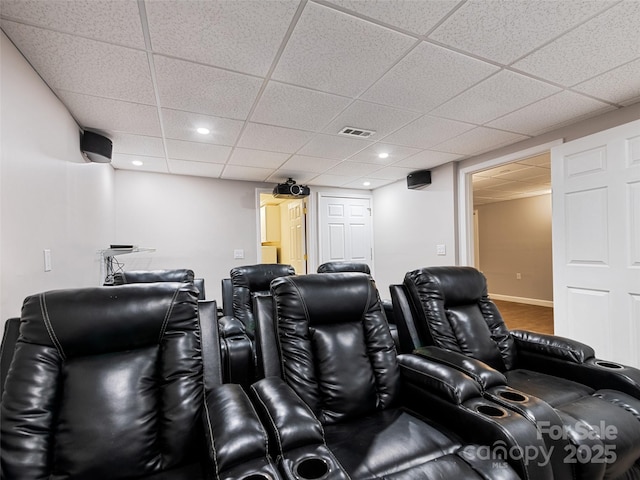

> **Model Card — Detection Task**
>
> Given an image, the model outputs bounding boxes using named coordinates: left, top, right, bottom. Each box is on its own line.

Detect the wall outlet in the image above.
left=436, top=244, right=446, bottom=256
left=43, top=249, right=52, bottom=272
left=233, top=249, right=245, bottom=259
left=516, top=272, right=522, bottom=280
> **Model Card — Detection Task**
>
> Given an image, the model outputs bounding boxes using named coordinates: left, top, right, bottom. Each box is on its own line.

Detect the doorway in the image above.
left=460, top=140, right=561, bottom=333
left=258, top=192, right=308, bottom=274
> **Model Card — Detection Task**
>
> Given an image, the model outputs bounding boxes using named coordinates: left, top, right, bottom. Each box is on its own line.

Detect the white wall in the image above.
left=477, top=194, right=553, bottom=304
left=372, top=162, right=457, bottom=297
left=1, top=33, right=115, bottom=322
left=114, top=170, right=270, bottom=295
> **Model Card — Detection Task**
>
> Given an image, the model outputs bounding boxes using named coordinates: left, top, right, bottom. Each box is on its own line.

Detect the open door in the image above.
left=259, top=193, right=307, bottom=274
left=551, top=119, right=640, bottom=367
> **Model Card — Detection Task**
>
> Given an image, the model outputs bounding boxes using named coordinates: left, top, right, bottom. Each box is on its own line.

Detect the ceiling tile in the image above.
left=237, top=123, right=315, bottom=153
left=325, top=0, right=460, bottom=35
left=272, top=2, right=415, bottom=97
left=161, top=109, right=244, bottom=146
left=307, top=174, right=358, bottom=187
left=227, top=148, right=290, bottom=169
left=362, top=41, right=499, bottom=112
left=266, top=170, right=317, bottom=184
left=348, top=143, right=421, bottom=164
left=343, top=177, right=395, bottom=189
left=395, top=150, right=462, bottom=169
left=0, top=0, right=145, bottom=48
left=322, top=100, right=421, bottom=139
left=512, top=1, right=640, bottom=86
left=57, top=90, right=161, bottom=136
left=382, top=115, right=475, bottom=149
left=154, top=55, right=262, bottom=119
left=111, top=153, right=168, bottom=173
left=221, top=165, right=274, bottom=182
left=145, top=0, right=298, bottom=76
left=431, top=70, right=560, bottom=124
left=165, top=139, right=231, bottom=163
left=324, top=161, right=381, bottom=177
left=368, top=165, right=415, bottom=180
left=1, top=21, right=154, bottom=104
left=518, top=153, right=550, bottom=167
left=434, top=127, right=529, bottom=155
left=430, top=0, right=616, bottom=65
left=251, top=82, right=352, bottom=131
left=573, top=59, right=640, bottom=105
left=167, top=159, right=224, bottom=178
left=297, top=133, right=372, bottom=160
left=108, top=133, right=165, bottom=157
left=487, top=91, right=613, bottom=136
left=278, top=155, right=342, bottom=174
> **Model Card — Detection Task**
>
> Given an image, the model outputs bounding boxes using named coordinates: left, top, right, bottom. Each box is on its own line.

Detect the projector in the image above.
left=273, top=178, right=310, bottom=198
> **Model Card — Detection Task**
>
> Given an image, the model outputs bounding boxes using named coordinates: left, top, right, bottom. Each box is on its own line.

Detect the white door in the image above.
left=551, top=119, right=640, bottom=367
left=288, top=200, right=307, bottom=274
left=319, top=195, right=373, bottom=270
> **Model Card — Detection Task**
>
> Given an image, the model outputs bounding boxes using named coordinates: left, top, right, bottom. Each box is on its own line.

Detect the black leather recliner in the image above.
left=228, top=264, right=295, bottom=339
left=251, top=272, right=555, bottom=480
left=112, top=269, right=252, bottom=387
left=0, top=282, right=280, bottom=479
left=393, top=266, right=640, bottom=480
left=316, top=261, right=399, bottom=349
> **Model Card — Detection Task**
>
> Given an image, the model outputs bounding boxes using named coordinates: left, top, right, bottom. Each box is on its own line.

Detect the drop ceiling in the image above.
left=473, top=152, right=550, bottom=205
left=2, top=0, right=639, bottom=190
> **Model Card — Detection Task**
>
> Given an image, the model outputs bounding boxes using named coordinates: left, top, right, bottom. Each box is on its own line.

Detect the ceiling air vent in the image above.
left=338, top=127, right=376, bottom=138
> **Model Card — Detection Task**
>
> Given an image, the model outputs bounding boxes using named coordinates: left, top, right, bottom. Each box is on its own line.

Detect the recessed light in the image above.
left=132, top=160, right=143, bottom=166
left=378, top=152, right=389, bottom=159
left=196, top=127, right=210, bottom=135
left=363, top=181, right=371, bottom=186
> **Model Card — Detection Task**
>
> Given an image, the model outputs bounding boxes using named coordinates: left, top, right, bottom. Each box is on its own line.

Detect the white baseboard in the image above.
left=488, top=294, right=554, bottom=308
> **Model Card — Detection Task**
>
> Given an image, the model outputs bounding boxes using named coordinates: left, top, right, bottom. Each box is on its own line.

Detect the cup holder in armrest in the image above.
left=594, top=360, right=624, bottom=369
left=476, top=404, right=508, bottom=418
left=242, top=475, right=273, bottom=480
left=497, top=390, right=528, bottom=403
left=293, top=457, right=330, bottom=480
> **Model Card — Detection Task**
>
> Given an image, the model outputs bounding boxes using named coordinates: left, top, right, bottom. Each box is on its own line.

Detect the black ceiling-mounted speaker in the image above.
left=81, top=130, right=112, bottom=163
left=407, top=170, right=432, bottom=190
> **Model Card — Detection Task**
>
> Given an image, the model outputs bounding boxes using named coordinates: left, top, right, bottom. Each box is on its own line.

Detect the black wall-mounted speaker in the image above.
left=407, top=170, right=432, bottom=190
left=81, top=131, right=112, bottom=163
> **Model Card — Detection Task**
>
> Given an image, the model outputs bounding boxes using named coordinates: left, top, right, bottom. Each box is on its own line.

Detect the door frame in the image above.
left=457, top=139, right=562, bottom=266
left=316, top=191, right=375, bottom=275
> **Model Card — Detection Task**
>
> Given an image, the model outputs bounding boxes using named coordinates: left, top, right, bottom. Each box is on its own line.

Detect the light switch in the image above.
left=44, top=249, right=52, bottom=271
left=436, top=244, right=446, bottom=256
left=234, top=249, right=245, bottom=259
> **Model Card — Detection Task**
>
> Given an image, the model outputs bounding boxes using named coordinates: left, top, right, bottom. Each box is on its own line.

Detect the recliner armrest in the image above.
left=398, top=354, right=482, bottom=405
left=217, top=315, right=247, bottom=337
left=512, top=329, right=595, bottom=363
left=413, top=346, right=507, bottom=391
left=203, top=383, right=271, bottom=474
left=249, top=377, right=324, bottom=457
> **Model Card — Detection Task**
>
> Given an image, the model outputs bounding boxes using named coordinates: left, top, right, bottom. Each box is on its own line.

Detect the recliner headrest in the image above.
left=317, top=261, right=371, bottom=274
left=271, top=273, right=375, bottom=326
left=231, top=264, right=295, bottom=292
left=405, top=267, right=487, bottom=307
left=114, top=268, right=195, bottom=285
left=19, top=283, right=198, bottom=358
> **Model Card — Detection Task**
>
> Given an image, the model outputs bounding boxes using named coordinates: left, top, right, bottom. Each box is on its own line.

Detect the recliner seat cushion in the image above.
left=323, top=408, right=461, bottom=480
